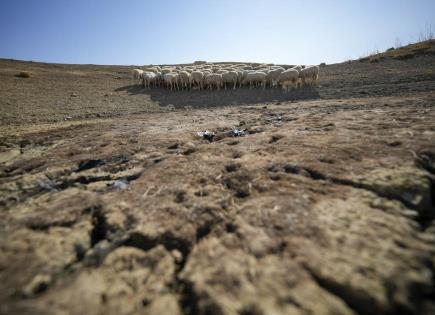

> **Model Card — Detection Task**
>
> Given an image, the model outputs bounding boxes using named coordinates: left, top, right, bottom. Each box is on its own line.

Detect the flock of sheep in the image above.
left=131, top=62, right=319, bottom=92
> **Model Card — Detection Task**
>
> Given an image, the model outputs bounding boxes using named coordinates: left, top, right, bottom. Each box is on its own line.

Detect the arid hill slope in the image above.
left=1, top=42, right=435, bottom=315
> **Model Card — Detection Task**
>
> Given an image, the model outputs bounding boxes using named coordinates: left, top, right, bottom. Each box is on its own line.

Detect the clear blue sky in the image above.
left=1, top=0, right=434, bottom=65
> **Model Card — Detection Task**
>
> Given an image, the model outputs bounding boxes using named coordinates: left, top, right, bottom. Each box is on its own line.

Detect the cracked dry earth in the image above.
left=1, top=59, right=435, bottom=315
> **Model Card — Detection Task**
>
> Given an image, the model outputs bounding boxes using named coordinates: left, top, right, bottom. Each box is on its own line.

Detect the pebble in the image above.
left=113, top=179, right=129, bottom=190
left=22, top=274, right=51, bottom=297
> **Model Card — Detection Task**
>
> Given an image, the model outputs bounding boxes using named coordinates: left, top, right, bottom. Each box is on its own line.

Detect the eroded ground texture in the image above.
left=1, top=51, right=435, bottom=315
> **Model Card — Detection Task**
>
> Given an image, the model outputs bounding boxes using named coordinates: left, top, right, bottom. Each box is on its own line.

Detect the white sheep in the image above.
left=204, top=73, right=223, bottom=90
left=300, top=65, right=319, bottom=86
left=155, top=72, right=164, bottom=87
left=161, top=68, right=173, bottom=74
left=266, top=68, right=285, bottom=87
left=222, top=71, right=238, bottom=90
left=179, top=71, right=192, bottom=90
left=241, top=70, right=254, bottom=86
left=133, top=62, right=318, bottom=92
left=191, top=71, right=205, bottom=90
left=132, top=68, right=143, bottom=81
left=164, top=73, right=179, bottom=91
left=143, top=67, right=159, bottom=74
left=244, top=71, right=267, bottom=89
left=276, top=68, right=299, bottom=91
left=142, top=71, right=156, bottom=89
left=292, top=65, right=303, bottom=72
left=236, top=71, right=244, bottom=87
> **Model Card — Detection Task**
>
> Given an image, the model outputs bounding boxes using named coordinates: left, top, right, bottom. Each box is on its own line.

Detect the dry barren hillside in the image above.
left=1, top=41, right=435, bottom=315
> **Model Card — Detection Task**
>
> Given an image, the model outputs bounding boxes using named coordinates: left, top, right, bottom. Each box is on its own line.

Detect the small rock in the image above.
left=37, top=180, right=58, bottom=192
left=84, top=240, right=112, bottom=266
left=77, top=159, right=105, bottom=172
left=283, top=164, right=303, bottom=174
left=319, top=157, right=335, bottom=164
left=231, top=128, right=245, bottom=137
left=64, top=116, right=72, bottom=121
left=174, top=190, right=186, bottom=203
left=171, top=250, right=183, bottom=263
left=387, top=140, right=402, bottom=147
left=182, top=147, right=196, bottom=155
left=74, top=242, right=87, bottom=260
left=232, top=151, right=243, bottom=158
left=167, top=143, right=179, bottom=150
left=370, top=198, right=383, bottom=208
left=70, top=93, right=78, bottom=97
left=227, top=140, right=239, bottom=146
left=269, top=134, right=284, bottom=143
left=197, top=130, right=215, bottom=142
left=22, top=274, right=51, bottom=298
left=113, top=179, right=129, bottom=190
left=247, top=126, right=264, bottom=134
left=415, top=149, right=435, bottom=174
left=225, top=163, right=241, bottom=172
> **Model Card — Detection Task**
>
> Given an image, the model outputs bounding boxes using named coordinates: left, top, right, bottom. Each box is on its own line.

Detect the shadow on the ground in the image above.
left=115, top=85, right=320, bottom=108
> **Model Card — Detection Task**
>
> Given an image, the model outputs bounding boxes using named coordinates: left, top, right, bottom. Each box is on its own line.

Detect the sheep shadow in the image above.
left=115, top=84, right=320, bottom=108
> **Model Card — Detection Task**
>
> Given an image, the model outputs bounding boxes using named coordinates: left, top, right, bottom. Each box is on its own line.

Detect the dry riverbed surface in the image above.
left=1, top=42, right=435, bottom=315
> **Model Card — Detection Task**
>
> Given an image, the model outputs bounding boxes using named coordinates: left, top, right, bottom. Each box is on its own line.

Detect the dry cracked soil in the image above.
left=1, top=42, right=435, bottom=315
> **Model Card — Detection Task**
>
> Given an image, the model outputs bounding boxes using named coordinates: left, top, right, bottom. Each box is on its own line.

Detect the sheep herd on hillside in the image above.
left=131, top=62, right=319, bottom=92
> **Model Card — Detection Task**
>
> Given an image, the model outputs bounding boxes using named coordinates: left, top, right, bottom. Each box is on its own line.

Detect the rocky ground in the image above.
left=1, top=42, right=435, bottom=315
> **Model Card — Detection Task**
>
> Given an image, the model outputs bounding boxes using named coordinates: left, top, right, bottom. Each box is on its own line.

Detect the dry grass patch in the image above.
left=360, top=39, right=435, bottom=63
left=15, top=71, right=31, bottom=78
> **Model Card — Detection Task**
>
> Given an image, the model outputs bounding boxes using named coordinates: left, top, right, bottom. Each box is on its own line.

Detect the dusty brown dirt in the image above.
left=1, top=43, right=435, bottom=315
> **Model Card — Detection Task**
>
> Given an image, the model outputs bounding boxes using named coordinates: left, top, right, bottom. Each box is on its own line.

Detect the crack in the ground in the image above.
left=415, top=150, right=435, bottom=175
left=89, top=207, right=107, bottom=247
left=75, top=155, right=130, bottom=173
left=123, top=231, right=197, bottom=314
left=177, top=279, right=200, bottom=315
left=302, top=264, right=381, bottom=315
left=270, top=163, right=435, bottom=229
left=123, top=221, right=219, bottom=315
left=82, top=217, right=218, bottom=314
left=274, top=163, right=435, bottom=313
left=123, top=231, right=191, bottom=263
left=0, top=167, right=144, bottom=211
left=304, top=260, right=435, bottom=315
left=415, top=149, right=435, bottom=229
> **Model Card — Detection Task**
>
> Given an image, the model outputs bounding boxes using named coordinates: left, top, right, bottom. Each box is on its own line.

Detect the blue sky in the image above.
left=1, top=0, right=434, bottom=65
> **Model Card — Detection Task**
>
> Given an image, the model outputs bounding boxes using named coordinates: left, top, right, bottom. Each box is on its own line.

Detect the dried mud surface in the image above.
left=1, top=55, right=435, bottom=315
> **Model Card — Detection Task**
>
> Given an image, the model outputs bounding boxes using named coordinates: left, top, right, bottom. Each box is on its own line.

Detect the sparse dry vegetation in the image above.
left=360, top=39, right=435, bottom=62
left=15, top=71, right=31, bottom=78
left=359, top=26, right=434, bottom=63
